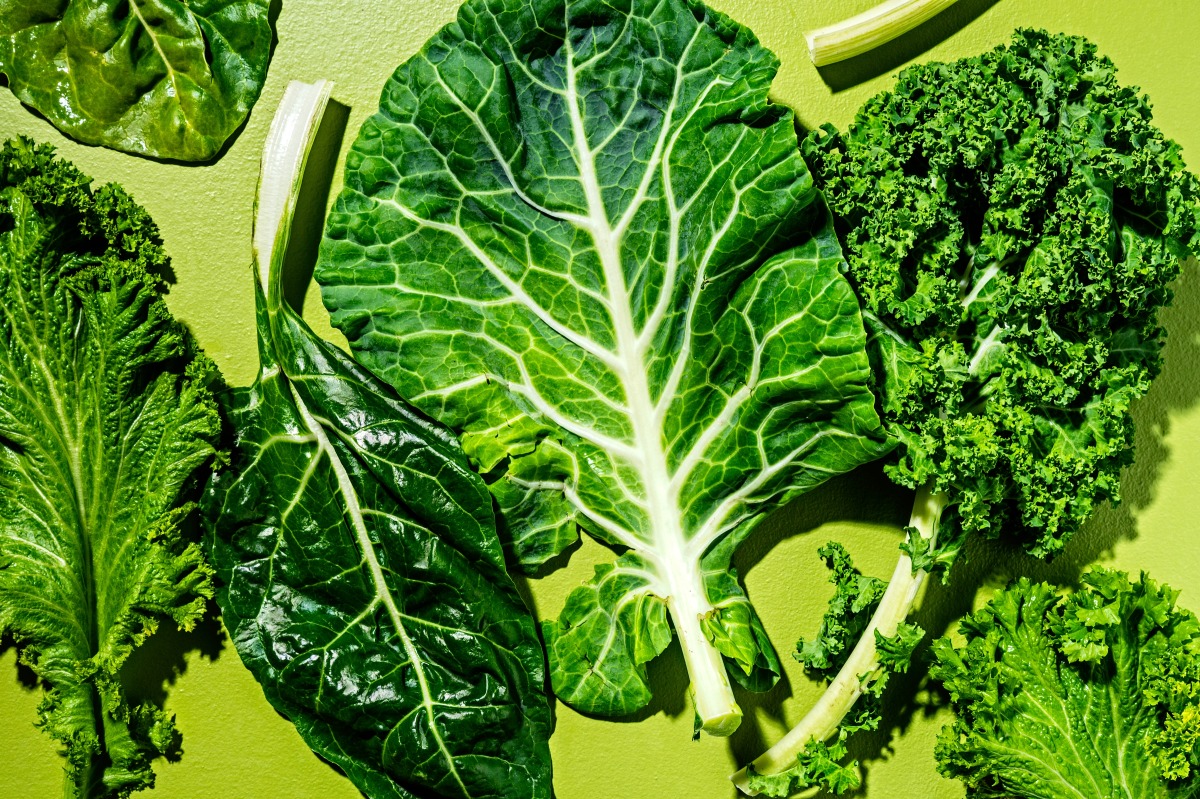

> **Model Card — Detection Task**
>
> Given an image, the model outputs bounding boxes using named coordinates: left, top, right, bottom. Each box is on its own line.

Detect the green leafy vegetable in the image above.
left=0, top=0, right=273, bottom=161
left=812, top=28, right=1200, bottom=557
left=0, top=138, right=220, bottom=797
left=747, top=738, right=862, bottom=797
left=932, top=569, right=1200, bottom=798
left=803, top=0, right=962, bottom=67
left=315, top=0, right=890, bottom=735
left=204, top=81, right=553, bottom=799
left=753, top=580, right=925, bottom=799
left=794, top=543, right=886, bottom=674
left=736, top=29, right=1200, bottom=793
left=750, top=558, right=924, bottom=799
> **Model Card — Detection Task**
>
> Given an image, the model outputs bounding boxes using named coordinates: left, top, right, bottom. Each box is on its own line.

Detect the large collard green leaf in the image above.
left=0, top=0, right=273, bottom=161
left=316, top=0, right=890, bottom=733
left=204, top=83, right=553, bottom=799
left=932, top=570, right=1200, bottom=798
left=0, top=138, right=219, bottom=797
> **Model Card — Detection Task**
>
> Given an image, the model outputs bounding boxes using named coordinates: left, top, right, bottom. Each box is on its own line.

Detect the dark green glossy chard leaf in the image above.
left=203, top=82, right=553, bottom=799
left=932, top=569, right=1200, bottom=798
left=0, top=138, right=220, bottom=797
left=0, top=0, right=273, bottom=161
left=315, top=0, right=890, bottom=735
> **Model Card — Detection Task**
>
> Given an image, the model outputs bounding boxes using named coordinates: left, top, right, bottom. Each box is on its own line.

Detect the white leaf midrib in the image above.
left=383, top=41, right=793, bottom=557
left=560, top=19, right=741, bottom=724
left=562, top=25, right=679, bottom=583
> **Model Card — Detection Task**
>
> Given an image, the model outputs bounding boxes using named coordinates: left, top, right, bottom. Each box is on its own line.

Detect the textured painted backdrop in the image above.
left=1, top=1, right=1198, bottom=797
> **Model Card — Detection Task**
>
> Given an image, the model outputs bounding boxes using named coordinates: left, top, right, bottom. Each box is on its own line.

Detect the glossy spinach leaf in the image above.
left=204, top=82, right=553, bottom=799
left=316, top=0, right=890, bottom=734
left=0, top=138, right=220, bottom=797
left=0, top=0, right=273, bottom=161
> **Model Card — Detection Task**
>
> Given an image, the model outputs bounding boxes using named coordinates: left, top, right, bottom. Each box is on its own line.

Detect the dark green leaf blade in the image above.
left=0, top=0, right=273, bottom=161
left=205, top=278, right=554, bottom=798
left=0, top=138, right=220, bottom=797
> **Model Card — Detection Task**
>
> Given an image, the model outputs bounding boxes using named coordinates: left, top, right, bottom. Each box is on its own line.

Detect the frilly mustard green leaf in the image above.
left=0, top=138, right=220, bottom=797
left=932, top=569, right=1200, bottom=798
left=316, top=0, right=890, bottom=734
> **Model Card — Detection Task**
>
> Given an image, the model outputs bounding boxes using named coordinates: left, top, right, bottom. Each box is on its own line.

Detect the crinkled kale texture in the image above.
left=933, top=569, right=1200, bottom=798
left=746, top=30, right=1200, bottom=796
left=795, top=543, right=887, bottom=674
left=804, top=29, right=1200, bottom=558
left=0, top=138, right=220, bottom=797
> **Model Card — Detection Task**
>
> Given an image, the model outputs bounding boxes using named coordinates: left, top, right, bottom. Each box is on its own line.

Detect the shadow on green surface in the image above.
left=1110, top=257, right=1200, bottom=514
left=0, top=634, right=38, bottom=690
left=816, top=0, right=1001, bottom=93
left=120, top=601, right=226, bottom=708
left=1, top=601, right=226, bottom=766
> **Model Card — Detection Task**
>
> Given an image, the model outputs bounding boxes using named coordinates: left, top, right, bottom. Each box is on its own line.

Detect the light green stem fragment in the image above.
left=729, top=482, right=947, bottom=794
left=254, top=79, right=333, bottom=296
left=805, top=0, right=962, bottom=66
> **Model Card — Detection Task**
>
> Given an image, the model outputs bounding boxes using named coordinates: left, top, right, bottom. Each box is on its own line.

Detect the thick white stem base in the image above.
left=664, top=563, right=742, bottom=736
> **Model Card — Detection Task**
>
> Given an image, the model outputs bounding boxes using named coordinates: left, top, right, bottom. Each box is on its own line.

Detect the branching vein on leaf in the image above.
left=287, top=381, right=472, bottom=799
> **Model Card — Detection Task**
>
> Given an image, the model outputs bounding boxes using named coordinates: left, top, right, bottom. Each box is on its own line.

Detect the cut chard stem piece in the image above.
left=254, top=79, right=332, bottom=291
left=805, top=0, right=962, bottom=66
left=730, top=482, right=947, bottom=794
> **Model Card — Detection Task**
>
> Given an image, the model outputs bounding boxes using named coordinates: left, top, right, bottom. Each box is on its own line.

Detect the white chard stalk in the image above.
left=254, top=79, right=332, bottom=293
left=805, top=0, right=962, bottom=66
left=730, top=483, right=947, bottom=794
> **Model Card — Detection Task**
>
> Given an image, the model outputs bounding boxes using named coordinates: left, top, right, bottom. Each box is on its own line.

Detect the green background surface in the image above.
left=2, top=1, right=1198, bottom=797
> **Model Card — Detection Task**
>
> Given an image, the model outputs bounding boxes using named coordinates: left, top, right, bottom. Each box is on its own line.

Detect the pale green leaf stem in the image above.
left=732, top=484, right=946, bottom=793
left=804, top=0, right=961, bottom=66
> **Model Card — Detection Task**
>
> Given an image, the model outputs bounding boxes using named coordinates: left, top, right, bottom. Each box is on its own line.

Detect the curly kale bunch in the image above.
left=741, top=31, right=1200, bottom=797
left=804, top=29, right=1200, bottom=558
